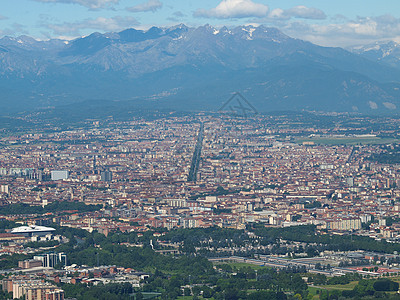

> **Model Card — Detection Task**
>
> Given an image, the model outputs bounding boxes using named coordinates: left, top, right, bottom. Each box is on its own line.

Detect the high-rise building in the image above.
left=44, top=289, right=65, bottom=300
left=100, top=170, right=112, bottom=182
left=346, top=177, right=354, bottom=187
left=0, top=185, right=8, bottom=194
left=38, top=170, right=43, bottom=181
left=16, top=282, right=65, bottom=300
left=33, top=252, right=67, bottom=268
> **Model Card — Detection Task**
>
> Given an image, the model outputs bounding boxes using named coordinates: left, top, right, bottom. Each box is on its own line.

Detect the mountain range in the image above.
left=1, top=24, right=400, bottom=115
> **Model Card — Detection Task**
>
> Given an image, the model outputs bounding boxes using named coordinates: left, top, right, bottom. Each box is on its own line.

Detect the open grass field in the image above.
left=308, top=281, right=358, bottom=293
left=308, top=286, right=323, bottom=299
left=323, top=281, right=359, bottom=291
left=308, top=281, right=359, bottom=299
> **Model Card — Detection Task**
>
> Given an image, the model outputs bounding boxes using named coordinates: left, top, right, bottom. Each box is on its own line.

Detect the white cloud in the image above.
left=268, top=8, right=285, bottom=20
left=349, top=19, right=378, bottom=35
left=46, top=16, right=139, bottom=36
left=0, top=15, right=7, bottom=21
left=194, top=0, right=269, bottom=19
left=127, top=0, right=163, bottom=13
left=31, top=0, right=119, bottom=10
left=285, top=6, right=326, bottom=20
left=280, top=15, right=400, bottom=47
left=267, top=6, right=326, bottom=21
left=194, top=2, right=324, bottom=21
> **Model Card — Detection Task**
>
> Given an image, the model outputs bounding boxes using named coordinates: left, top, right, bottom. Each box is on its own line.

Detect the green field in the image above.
left=308, top=286, right=323, bottom=299
left=323, top=281, right=359, bottom=291
left=308, top=281, right=359, bottom=299
left=140, top=292, right=162, bottom=299
left=296, top=136, right=399, bottom=145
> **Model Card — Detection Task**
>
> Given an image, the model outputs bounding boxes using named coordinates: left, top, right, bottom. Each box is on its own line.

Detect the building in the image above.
left=11, top=225, right=56, bottom=238
left=50, top=171, right=69, bottom=181
left=166, top=199, right=187, bottom=207
left=0, top=185, right=9, bottom=194
left=33, top=252, right=67, bottom=268
left=346, top=177, right=354, bottom=187
left=12, top=280, right=42, bottom=299
left=2, top=279, right=13, bottom=293
left=0, top=233, right=27, bottom=243
left=100, top=170, right=112, bottom=182
left=25, top=286, right=64, bottom=300
left=18, top=259, right=43, bottom=269
left=12, top=280, right=64, bottom=300
left=44, top=289, right=64, bottom=300
left=325, top=218, right=362, bottom=231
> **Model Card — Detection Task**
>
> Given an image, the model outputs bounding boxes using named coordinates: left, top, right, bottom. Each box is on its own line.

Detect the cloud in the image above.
left=30, top=0, right=119, bottom=10
left=268, top=8, right=285, bottom=20
left=173, top=11, right=186, bottom=18
left=0, top=15, right=8, bottom=21
left=0, top=23, right=28, bottom=37
left=127, top=0, right=163, bottom=13
left=45, top=16, right=139, bottom=36
left=167, top=11, right=187, bottom=22
left=280, top=15, right=400, bottom=47
left=194, top=0, right=269, bottom=19
left=267, top=6, right=326, bottom=21
left=285, top=6, right=326, bottom=20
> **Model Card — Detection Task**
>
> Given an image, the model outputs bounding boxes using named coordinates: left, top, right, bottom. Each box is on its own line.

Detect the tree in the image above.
left=373, top=279, right=399, bottom=291
left=202, top=286, right=213, bottom=298
left=135, top=292, right=143, bottom=300
left=224, top=288, right=239, bottom=300
left=313, top=274, right=327, bottom=285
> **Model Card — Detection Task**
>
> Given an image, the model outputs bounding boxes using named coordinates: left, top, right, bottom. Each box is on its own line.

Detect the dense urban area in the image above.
left=1, top=111, right=400, bottom=299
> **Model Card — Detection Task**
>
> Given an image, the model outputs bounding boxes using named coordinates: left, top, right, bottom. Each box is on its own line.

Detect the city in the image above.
left=0, top=112, right=400, bottom=298
left=3, top=0, right=400, bottom=298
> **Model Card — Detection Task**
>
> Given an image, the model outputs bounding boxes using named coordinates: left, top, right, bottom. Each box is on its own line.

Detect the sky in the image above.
left=1, top=0, right=400, bottom=47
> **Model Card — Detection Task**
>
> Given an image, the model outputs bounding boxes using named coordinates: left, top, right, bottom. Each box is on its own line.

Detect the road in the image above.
left=188, top=122, right=204, bottom=182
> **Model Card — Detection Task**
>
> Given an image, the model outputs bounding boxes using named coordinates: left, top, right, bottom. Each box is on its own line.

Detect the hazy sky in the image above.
left=1, top=0, right=400, bottom=47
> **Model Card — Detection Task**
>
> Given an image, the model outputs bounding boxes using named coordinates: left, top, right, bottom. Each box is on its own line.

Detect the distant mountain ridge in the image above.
left=349, top=41, right=400, bottom=69
left=1, top=24, right=400, bottom=114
